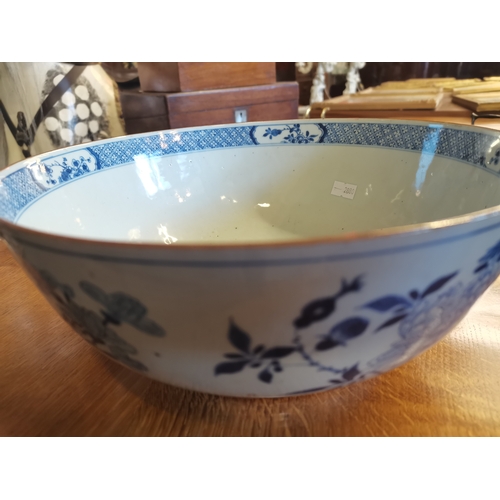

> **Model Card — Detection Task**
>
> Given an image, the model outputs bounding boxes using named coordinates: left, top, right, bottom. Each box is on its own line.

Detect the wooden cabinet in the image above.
left=120, top=82, right=299, bottom=134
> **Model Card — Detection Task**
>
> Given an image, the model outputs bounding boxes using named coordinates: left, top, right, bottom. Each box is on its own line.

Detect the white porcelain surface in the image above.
left=16, top=145, right=500, bottom=244
left=1, top=120, right=500, bottom=397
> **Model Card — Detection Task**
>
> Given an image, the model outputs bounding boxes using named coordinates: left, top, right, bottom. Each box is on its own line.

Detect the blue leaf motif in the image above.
left=363, top=295, right=411, bottom=312
left=263, top=128, right=283, bottom=139
left=421, top=272, right=458, bottom=298
left=294, top=276, right=363, bottom=329
left=228, top=321, right=251, bottom=353
left=261, top=347, right=296, bottom=359
left=342, top=364, right=360, bottom=381
left=253, top=344, right=265, bottom=354
left=215, top=360, right=248, bottom=375
left=394, top=306, right=408, bottom=314
left=316, top=316, right=369, bottom=350
left=475, top=263, right=488, bottom=274
left=35, top=270, right=148, bottom=372
left=287, top=386, right=330, bottom=395
left=258, top=368, right=273, bottom=383
left=316, top=338, right=340, bottom=351
left=341, top=276, right=364, bottom=294
left=133, top=317, right=165, bottom=337
left=80, top=281, right=165, bottom=337
left=330, top=317, right=369, bottom=340
left=224, top=353, right=244, bottom=359
left=478, top=240, right=500, bottom=264
left=375, top=313, right=408, bottom=332
left=294, top=297, right=335, bottom=328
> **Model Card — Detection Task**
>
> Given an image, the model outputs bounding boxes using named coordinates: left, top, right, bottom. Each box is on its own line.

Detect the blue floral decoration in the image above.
left=26, top=238, right=500, bottom=393
left=215, top=276, right=367, bottom=385
left=478, top=148, right=500, bottom=169
left=283, top=124, right=318, bottom=144
left=79, top=281, right=165, bottom=337
left=32, top=271, right=166, bottom=372
left=260, top=124, right=318, bottom=144
left=493, top=150, right=500, bottom=166
left=214, top=239, right=500, bottom=394
left=263, top=128, right=283, bottom=140
left=43, top=154, right=101, bottom=185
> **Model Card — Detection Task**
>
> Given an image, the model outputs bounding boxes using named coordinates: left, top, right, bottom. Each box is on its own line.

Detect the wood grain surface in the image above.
left=166, top=82, right=299, bottom=128
left=137, top=62, right=277, bottom=93
left=119, top=82, right=299, bottom=133
left=1, top=239, right=500, bottom=437
left=309, top=92, right=472, bottom=120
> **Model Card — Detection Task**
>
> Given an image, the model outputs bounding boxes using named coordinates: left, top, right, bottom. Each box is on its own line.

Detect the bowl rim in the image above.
left=1, top=117, right=500, bottom=252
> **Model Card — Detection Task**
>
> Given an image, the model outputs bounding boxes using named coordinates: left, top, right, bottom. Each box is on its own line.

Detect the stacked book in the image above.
left=449, top=78, right=500, bottom=112
left=310, top=77, right=500, bottom=113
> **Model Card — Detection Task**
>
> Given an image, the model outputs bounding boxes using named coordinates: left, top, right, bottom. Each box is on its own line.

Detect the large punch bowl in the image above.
left=1, top=119, right=500, bottom=397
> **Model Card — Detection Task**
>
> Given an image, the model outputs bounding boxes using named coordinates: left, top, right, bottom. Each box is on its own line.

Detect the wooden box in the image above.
left=137, top=62, right=276, bottom=93
left=119, top=82, right=299, bottom=134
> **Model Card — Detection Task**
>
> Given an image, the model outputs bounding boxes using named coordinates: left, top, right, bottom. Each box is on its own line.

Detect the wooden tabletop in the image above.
left=2, top=238, right=500, bottom=437
left=3, top=115, right=500, bottom=437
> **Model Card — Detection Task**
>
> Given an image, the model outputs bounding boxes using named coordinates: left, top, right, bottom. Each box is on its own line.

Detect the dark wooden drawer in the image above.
left=119, top=82, right=299, bottom=133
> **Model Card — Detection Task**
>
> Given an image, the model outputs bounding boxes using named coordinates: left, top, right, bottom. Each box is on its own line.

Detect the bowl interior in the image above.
left=3, top=120, right=500, bottom=244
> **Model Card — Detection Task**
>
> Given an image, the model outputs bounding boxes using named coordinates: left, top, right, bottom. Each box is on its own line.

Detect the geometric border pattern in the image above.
left=1, top=122, right=499, bottom=223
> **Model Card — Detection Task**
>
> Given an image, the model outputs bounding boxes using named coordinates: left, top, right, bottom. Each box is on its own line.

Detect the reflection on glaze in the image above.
left=134, top=154, right=170, bottom=198
left=75, top=217, right=84, bottom=230
left=220, top=195, right=238, bottom=204
left=391, top=190, right=404, bottom=203
left=27, top=159, right=51, bottom=191
left=488, top=138, right=500, bottom=155
left=414, top=125, right=442, bottom=193
left=158, top=224, right=178, bottom=244
left=128, top=228, right=141, bottom=241
left=258, top=203, right=271, bottom=207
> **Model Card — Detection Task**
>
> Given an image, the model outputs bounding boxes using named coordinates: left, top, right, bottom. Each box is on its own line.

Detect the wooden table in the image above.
left=2, top=116, right=500, bottom=437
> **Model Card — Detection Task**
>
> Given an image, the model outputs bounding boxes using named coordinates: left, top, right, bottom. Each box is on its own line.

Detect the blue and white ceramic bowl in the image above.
left=1, top=119, right=500, bottom=397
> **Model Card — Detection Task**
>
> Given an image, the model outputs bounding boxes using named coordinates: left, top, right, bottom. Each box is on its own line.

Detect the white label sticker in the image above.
left=331, top=181, right=357, bottom=199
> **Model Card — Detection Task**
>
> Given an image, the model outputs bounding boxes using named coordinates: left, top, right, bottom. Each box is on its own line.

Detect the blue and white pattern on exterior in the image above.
left=1, top=122, right=500, bottom=223
left=214, top=237, right=500, bottom=394
left=29, top=268, right=166, bottom=373
left=28, top=235, right=500, bottom=391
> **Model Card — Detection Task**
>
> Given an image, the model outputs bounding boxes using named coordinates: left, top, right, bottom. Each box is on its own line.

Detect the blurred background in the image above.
left=2, top=61, right=500, bottom=170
